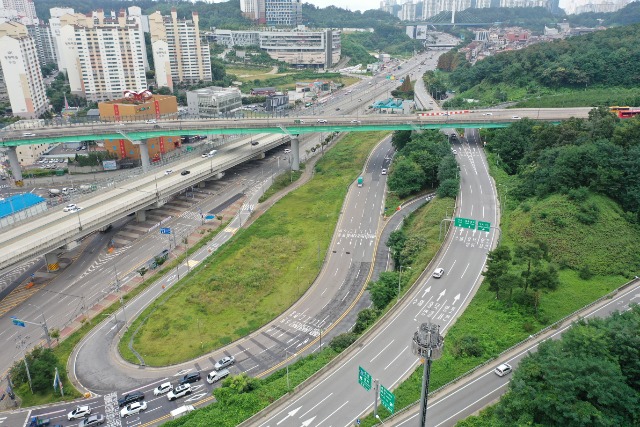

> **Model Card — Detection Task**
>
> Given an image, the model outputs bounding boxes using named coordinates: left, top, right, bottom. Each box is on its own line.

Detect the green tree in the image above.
left=386, top=229, right=407, bottom=267
left=391, top=130, right=412, bottom=151
left=353, top=308, right=380, bottom=334
left=482, top=246, right=512, bottom=299
left=368, top=271, right=400, bottom=310
left=387, top=159, right=426, bottom=197
left=514, top=242, right=548, bottom=293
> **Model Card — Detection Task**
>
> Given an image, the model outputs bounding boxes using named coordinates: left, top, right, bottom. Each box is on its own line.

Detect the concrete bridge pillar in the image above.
left=291, top=136, right=300, bottom=171
left=6, top=147, right=23, bottom=184
left=136, top=209, right=146, bottom=222
left=198, top=182, right=206, bottom=188
left=45, top=252, right=59, bottom=272
left=137, top=140, right=151, bottom=173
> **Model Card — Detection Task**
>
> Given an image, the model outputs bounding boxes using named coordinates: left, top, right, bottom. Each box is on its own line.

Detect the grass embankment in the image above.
left=232, top=69, right=360, bottom=93
left=13, top=224, right=226, bottom=406
left=359, top=154, right=632, bottom=426
left=456, top=82, right=640, bottom=109
left=119, top=132, right=389, bottom=366
left=227, top=66, right=289, bottom=83
left=258, top=169, right=303, bottom=203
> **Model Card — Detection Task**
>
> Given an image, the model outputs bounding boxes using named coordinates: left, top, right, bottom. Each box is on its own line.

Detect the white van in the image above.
left=170, top=405, right=195, bottom=419
left=202, top=149, right=217, bottom=158
left=206, top=368, right=230, bottom=384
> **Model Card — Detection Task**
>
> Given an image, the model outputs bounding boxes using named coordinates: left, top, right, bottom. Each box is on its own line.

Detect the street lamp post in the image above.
left=15, top=335, right=33, bottom=393
left=285, top=350, right=297, bottom=390
left=398, top=266, right=411, bottom=302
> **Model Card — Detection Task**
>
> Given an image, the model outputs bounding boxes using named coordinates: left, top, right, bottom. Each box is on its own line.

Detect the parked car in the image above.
left=68, top=405, right=91, bottom=420
left=214, top=355, right=236, bottom=370
left=117, top=391, right=145, bottom=408
left=494, top=363, right=512, bottom=377
left=181, top=170, right=191, bottom=176
left=120, top=401, right=147, bottom=418
left=153, top=382, right=173, bottom=396
left=179, top=371, right=201, bottom=385
left=167, top=384, right=192, bottom=401
left=78, top=415, right=104, bottom=427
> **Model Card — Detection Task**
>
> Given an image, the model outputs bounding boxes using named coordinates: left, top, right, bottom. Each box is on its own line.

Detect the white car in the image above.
left=432, top=268, right=445, bottom=278
left=22, top=132, right=36, bottom=137
left=381, top=169, right=387, bottom=175
left=120, top=401, right=147, bottom=418
left=164, top=170, right=173, bottom=175
left=511, top=116, right=521, bottom=120
left=482, top=112, right=493, bottom=116
left=494, top=363, right=513, bottom=377
left=68, top=405, right=91, bottom=420
left=63, top=204, right=78, bottom=212
left=145, top=119, right=157, bottom=124
left=153, top=382, right=173, bottom=396
left=284, top=148, right=291, bottom=154
left=214, top=355, right=236, bottom=370
left=350, top=120, right=361, bottom=124
left=317, top=119, right=328, bottom=124
left=452, top=149, right=457, bottom=155
left=167, top=383, right=191, bottom=401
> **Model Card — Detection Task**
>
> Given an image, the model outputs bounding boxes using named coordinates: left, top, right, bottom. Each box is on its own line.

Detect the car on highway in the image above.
left=350, top=120, right=361, bottom=124
left=432, top=268, right=445, bottom=278
left=494, top=363, right=512, bottom=377
left=284, top=148, right=291, bottom=154
left=167, top=383, right=192, bottom=401
left=63, top=204, right=79, bottom=212
left=22, top=132, right=36, bottom=137
left=68, top=405, right=91, bottom=420
left=381, top=169, right=387, bottom=175
left=145, top=119, right=157, bottom=124
left=117, top=391, right=145, bottom=407
left=78, top=414, right=105, bottom=427
left=482, top=112, right=493, bottom=116
left=153, top=382, right=173, bottom=396
left=120, top=401, right=147, bottom=418
left=164, top=170, right=173, bottom=175
left=511, top=115, right=521, bottom=120
left=214, top=355, right=236, bottom=370
left=335, top=107, right=341, bottom=111
left=452, top=149, right=457, bottom=155
left=317, top=119, right=328, bottom=124
left=181, top=170, right=191, bottom=176
left=206, top=368, right=230, bottom=384
left=179, top=371, right=202, bottom=385
left=251, top=140, right=259, bottom=146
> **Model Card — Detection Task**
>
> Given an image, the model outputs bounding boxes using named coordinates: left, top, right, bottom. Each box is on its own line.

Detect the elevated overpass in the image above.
left=0, top=133, right=289, bottom=272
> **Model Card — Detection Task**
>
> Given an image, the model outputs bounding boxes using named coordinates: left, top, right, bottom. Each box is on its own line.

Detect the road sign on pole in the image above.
left=11, top=316, right=25, bottom=327
left=454, top=217, right=476, bottom=230
left=358, top=366, right=372, bottom=391
left=380, top=384, right=396, bottom=413
left=477, top=221, right=491, bottom=232
left=160, top=227, right=171, bottom=235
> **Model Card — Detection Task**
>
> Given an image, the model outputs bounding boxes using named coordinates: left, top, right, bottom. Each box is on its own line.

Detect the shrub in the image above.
left=452, top=335, right=484, bottom=358
left=329, top=333, right=358, bottom=352
left=578, top=265, right=594, bottom=280
left=353, top=308, right=380, bottom=334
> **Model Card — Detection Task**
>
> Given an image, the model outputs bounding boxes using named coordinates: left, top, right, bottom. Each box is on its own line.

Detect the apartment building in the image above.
left=149, top=9, right=211, bottom=91
left=27, top=23, right=57, bottom=65
left=214, top=26, right=340, bottom=68
left=0, top=0, right=36, bottom=24
left=0, top=21, right=47, bottom=118
left=49, top=7, right=74, bottom=70
left=58, top=9, right=147, bottom=102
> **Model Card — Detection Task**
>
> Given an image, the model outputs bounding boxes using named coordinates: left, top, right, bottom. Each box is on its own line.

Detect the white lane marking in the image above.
left=299, top=393, right=333, bottom=419
left=384, top=346, right=409, bottom=370
left=314, top=400, right=349, bottom=427
left=370, top=339, right=395, bottom=363
left=460, top=262, right=470, bottom=279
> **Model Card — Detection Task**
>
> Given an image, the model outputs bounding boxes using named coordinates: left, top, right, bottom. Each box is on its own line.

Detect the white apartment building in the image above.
left=0, top=21, right=47, bottom=118
left=214, top=27, right=340, bottom=68
left=149, top=9, right=211, bottom=91
left=1, top=0, right=36, bottom=24
left=59, top=10, right=148, bottom=102
left=400, top=1, right=417, bottom=20
left=49, top=7, right=74, bottom=70
left=27, top=23, right=57, bottom=65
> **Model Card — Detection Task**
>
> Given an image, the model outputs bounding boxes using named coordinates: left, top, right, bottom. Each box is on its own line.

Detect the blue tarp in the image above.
left=372, top=98, right=404, bottom=109
left=0, top=193, right=45, bottom=219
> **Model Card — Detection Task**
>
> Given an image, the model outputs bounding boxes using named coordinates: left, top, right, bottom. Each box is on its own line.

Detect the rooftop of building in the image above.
left=0, top=193, right=46, bottom=219
left=99, top=94, right=176, bottom=106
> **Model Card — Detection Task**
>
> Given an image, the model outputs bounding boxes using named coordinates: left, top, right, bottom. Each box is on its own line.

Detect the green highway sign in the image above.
left=380, top=384, right=395, bottom=413
left=454, top=217, right=476, bottom=230
left=358, top=366, right=372, bottom=391
left=477, top=221, right=491, bottom=232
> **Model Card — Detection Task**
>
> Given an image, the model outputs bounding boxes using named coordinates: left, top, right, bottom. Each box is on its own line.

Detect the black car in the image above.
left=181, top=170, right=191, bottom=176
left=251, top=141, right=259, bottom=146
left=179, top=371, right=202, bottom=385
left=117, top=391, right=145, bottom=408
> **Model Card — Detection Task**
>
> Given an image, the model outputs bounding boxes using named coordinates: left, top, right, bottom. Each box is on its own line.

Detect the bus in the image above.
left=617, top=109, right=640, bottom=119
left=609, top=106, right=631, bottom=112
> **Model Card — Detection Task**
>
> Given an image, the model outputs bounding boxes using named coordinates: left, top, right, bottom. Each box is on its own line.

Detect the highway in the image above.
left=249, top=92, right=499, bottom=427
left=2, top=51, right=434, bottom=425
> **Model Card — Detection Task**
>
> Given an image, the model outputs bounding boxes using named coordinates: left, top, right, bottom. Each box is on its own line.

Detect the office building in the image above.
left=265, top=0, right=301, bottom=26
left=214, top=27, right=340, bottom=69
left=186, top=87, right=242, bottom=118
left=149, top=9, right=211, bottom=91
left=58, top=9, right=148, bottom=102
left=0, top=21, right=48, bottom=118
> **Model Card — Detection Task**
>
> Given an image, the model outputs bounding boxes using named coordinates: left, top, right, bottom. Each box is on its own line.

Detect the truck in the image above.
left=79, top=184, right=92, bottom=192
left=170, top=405, right=195, bottom=419
left=29, top=416, right=50, bottom=427
left=357, top=176, right=363, bottom=187
left=49, top=188, right=61, bottom=197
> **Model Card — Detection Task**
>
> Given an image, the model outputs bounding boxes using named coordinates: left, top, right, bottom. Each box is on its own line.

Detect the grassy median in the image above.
left=119, top=131, right=389, bottom=366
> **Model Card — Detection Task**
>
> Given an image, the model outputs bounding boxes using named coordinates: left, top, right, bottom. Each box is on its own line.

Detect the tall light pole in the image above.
left=15, top=335, right=33, bottom=393
left=285, top=350, right=297, bottom=390
left=412, top=322, right=444, bottom=427
left=398, top=266, right=411, bottom=302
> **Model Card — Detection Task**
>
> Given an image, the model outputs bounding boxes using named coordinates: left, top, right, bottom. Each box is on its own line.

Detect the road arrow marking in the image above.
left=453, top=293, right=460, bottom=303
left=301, top=416, right=316, bottom=426
left=277, top=407, right=302, bottom=425
left=437, top=289, right=446, bottom=302
left=422, top=286, right=431, bottom=297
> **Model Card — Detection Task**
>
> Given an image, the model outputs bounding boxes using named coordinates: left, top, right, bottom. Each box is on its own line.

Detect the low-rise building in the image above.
left=186, top=86, right=242, bottom=118
left=265, top=93, right=289, bottom=111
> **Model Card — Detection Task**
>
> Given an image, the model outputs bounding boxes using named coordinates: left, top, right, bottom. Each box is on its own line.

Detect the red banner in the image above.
left=159, top=137, right=165, bottom=153
left=119, top=140, right=126, bottom=159
left=114, top=105, right=120, bottom=122
left=154, top=100, right=160, bottom=119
